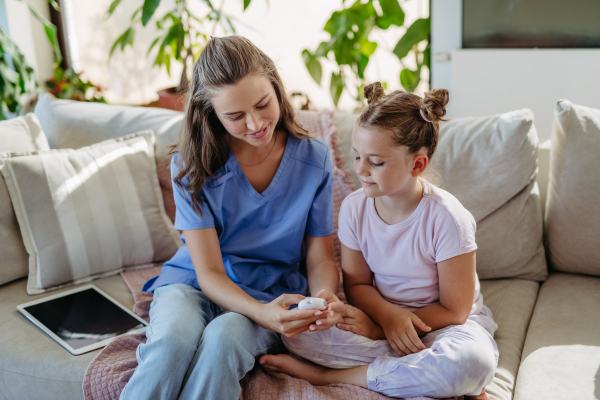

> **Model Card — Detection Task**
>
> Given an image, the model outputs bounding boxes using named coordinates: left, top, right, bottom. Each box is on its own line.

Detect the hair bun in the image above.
left=422, top=88, right=449, bottom=123
left=363, top=82, right=385, bottom=106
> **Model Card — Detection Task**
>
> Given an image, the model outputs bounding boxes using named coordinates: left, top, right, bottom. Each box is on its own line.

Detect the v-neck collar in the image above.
left=227, top=134, right=298, bottom=203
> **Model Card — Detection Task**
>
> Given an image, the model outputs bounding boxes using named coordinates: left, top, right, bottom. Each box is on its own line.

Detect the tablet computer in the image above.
left=17, top=284, right=148, bottom=355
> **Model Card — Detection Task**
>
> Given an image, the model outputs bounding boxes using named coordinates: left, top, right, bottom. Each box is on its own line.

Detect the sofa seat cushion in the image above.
left=0, top=275, right=134, bottom=400
left=514, top=272, right=600, bottom=400
left=479, top=278, right=540, bottom=400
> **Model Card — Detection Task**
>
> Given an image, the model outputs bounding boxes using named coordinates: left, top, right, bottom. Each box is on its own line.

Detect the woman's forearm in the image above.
left=196, top=267, right=265, bottom=321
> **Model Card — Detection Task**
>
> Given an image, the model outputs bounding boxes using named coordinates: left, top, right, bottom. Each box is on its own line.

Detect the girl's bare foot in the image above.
left=465, top=388, right=490, bottom=400
left=259, top=354, right=332, bottom=385
left=259, top=354, right=369, bottom=388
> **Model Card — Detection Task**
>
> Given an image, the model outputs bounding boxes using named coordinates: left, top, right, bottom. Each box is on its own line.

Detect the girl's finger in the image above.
left=410, top=313, right=431, bottom=333
left=336, top=323, right=356, bottom=332
left=399, top=332, right=421, bottom=354
left=407, top=327, right=427, bottom=351
left=277, top=308, right=323, bottom=323
left=393, top=336, right=412, bottom=355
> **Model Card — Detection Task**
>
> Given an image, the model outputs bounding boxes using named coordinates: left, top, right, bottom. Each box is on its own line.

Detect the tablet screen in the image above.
left=23, top=287, right=145, bottom=350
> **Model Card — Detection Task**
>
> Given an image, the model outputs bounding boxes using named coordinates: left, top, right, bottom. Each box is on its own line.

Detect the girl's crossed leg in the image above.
left=261, top=314, right=498, bottom=399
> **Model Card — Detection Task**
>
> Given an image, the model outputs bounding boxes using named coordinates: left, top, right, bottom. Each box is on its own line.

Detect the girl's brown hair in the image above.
left=358, top=82, right=449, bottom=160
left=173, top=35, right=311, bottom=213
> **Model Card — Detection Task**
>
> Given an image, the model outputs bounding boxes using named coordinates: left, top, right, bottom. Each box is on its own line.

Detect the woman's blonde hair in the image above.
left=358, top=82, right=449, bottom=161
left=173, top=35, right=310, bottom=213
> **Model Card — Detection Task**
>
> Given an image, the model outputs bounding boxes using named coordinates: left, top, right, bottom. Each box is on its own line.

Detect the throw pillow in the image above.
left=34, top=93, right=183, bottom=163
left=0, top=131, right=182, bottom=294
left=545, top=100, right=600, bottom=276
left=434, top=109, right=547, bottom=281
left=0, top=114, right=50, bottom=286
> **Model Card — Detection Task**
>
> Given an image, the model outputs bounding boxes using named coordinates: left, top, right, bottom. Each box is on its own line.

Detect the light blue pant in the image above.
left=283, top=307, right=499, bottom=398
left=120, top=283, right=281, bottom=400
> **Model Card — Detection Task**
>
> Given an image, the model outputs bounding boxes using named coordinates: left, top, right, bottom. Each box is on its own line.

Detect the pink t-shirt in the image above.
left=338, top=179, right=483, bottom=314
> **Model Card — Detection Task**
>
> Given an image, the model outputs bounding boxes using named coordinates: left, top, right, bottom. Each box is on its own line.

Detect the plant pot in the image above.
left=157, top=87, right=187, bottom=111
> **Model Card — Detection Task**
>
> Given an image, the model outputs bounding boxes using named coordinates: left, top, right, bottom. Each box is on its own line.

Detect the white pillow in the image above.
left=34, top=94, right=183, bottom=162
left=434, top=109, right=547, bottom=281
left=0, top=131, right=182, bottom=294
left=0, top=114, right=50, bottom=286
left=545, top=100, right=600, bottom=276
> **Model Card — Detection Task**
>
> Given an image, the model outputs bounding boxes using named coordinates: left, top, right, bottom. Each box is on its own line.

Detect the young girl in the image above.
left=260, top=83, right=499, bottom=399
left=121, top=36, right=344, bottom=400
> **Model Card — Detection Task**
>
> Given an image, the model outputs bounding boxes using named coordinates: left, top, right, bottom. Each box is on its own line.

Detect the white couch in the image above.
left=0, top=94, right=598, bottom=400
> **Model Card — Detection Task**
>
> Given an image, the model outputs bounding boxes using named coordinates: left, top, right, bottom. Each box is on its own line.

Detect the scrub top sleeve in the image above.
left=306, top=149, right=334, bottom=237
left=171, top=154, right=216, bottom=231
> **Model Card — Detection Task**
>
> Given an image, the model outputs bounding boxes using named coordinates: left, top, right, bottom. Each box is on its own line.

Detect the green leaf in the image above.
left=359, top=39, right=377, bottom=57
left=330, top=72, right=344, bottom=107
left=147, top=37, right=161, bottom=56
left=393, top=18, right=430, bottom=60
left=422, top=44, right=430, bottom=71
left=131, top=7, right=143, bottom=21
left=244, top=0, right=251, bottom=10
left=302, top=50, right=322, bottom=84
left=106, top=0, right=122, bottom=17
left=400, top=68, right=419, bottom=92
left=142, top=0, right=161, bottom=26
left=356, top=53, right=368, bottom=79
left=48, top=0, right=60, bottom=11
left=122, top=27, right=135, bottom=50
left=28, top=5, right=62, bottom=64
left=376, top=0, right=404, bottom=29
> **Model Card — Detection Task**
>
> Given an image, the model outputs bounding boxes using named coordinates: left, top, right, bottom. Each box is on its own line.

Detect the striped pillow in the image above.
left=0, top=131, right=182, bottom=294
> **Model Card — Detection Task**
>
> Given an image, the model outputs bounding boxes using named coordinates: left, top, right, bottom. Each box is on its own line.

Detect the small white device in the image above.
left=298, top=297, right=328, bottom=310
left=17, top=284, right=148, bottom=355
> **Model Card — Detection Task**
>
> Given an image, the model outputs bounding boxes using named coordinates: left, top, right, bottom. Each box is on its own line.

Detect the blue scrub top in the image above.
left=143, top=134, right=334, bottom=302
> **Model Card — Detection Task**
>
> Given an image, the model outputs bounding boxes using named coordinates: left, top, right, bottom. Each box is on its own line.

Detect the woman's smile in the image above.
left=248, top=123, right=270, bottom=139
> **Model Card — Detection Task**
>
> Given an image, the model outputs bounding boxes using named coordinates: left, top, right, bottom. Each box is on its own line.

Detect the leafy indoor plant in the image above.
left=107, top=0, right=256, bottom=110
left=302, top=0, right=430, bottom=107
left=0, top=0, right=105, bottom=119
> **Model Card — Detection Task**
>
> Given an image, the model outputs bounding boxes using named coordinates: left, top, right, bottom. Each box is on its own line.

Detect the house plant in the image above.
left=302, top=0, right=430, bottom=107
left=107, top=0, right=256, bottom=110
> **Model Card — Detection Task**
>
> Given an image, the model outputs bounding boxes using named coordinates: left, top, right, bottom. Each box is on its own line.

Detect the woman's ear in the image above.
left=411, top=153, right=429, bottom=177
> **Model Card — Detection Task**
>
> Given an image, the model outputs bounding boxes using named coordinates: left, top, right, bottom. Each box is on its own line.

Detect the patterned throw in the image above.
left=81, top=111, right=462, bottom=400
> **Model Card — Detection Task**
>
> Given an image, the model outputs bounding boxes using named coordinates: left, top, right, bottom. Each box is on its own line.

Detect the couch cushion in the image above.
left=0, top=132, right=182, bottom=294
left=514, top=272, right=600, bottom=400
left=333, top=109, right=547, bottom=281
left=34, top=93, right=183, bottom=162
left=545, top=100, right=600, bottom=276
left=479, top=278, right=540, bottom=400
left=0, top=114, right=50, bottom=286
left=0, top=275, right=134, bottom=400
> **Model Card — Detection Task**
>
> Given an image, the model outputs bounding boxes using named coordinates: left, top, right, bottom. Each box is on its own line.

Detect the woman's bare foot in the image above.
left=259, top=354, right=368, bottom=388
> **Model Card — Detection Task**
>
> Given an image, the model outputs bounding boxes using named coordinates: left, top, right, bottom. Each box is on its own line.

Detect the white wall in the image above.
left=431, top=0, right=600, bottom=142
left=70, top=0, right=429, bottom=109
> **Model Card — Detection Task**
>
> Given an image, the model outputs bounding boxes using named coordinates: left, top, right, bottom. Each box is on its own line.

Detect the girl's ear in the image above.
left=411, top=153, right=429, bottom=177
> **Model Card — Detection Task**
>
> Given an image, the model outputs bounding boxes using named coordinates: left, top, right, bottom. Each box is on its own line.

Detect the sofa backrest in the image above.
left=34, top=94, right=184, bottom=163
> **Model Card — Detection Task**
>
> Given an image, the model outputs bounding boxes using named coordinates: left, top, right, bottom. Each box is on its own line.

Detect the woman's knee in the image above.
left=146, top=284, right=210, bottom=353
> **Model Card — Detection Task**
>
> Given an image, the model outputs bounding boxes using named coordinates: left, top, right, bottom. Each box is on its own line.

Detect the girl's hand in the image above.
left=307, top=289, right=344, bottom=332
left=381, top=307, right=432, bottom=356
left=337, top=305, right=386, bottom=340
left=257, top=294, right=326, bottom=338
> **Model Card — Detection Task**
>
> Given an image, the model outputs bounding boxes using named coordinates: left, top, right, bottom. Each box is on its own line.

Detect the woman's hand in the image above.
left=380, top=307, right=432, bottom=356
left=256, top=294, right=325, bottom=338
left=336, top=304, right=386, bottom=340
left=307, top=289, right=344, bottom=332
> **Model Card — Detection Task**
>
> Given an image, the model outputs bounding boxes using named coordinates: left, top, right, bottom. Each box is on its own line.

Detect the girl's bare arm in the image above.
left=411, top=251, right=477, bottom=334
